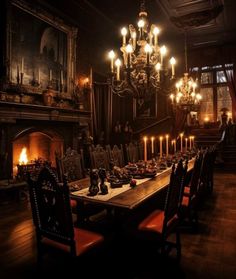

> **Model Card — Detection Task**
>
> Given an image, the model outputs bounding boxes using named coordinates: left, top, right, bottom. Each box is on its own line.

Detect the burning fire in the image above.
left=19, top=147, right=28, bottom=165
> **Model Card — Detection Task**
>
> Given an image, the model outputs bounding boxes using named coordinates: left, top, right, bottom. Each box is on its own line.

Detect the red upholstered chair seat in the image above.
left=42, top=228, right=104, bottom=256
left=70, top=199, right=77, bottom=209
left=184, top=186, right=190, bottom=194
left=137, top=160, right=188, bottom=259
left=70, top=200, right=77, bottom=210
left=138, top=210, right=178, bottom=236
left=182, top=196, right=189, bottom=207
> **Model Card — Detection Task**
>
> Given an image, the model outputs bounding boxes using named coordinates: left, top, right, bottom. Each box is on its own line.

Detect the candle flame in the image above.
left=19, top=147, right=28, bottom=165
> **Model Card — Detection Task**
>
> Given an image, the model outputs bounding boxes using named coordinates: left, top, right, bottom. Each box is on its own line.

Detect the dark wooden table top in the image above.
left=70, top=159, right=195, bottom=210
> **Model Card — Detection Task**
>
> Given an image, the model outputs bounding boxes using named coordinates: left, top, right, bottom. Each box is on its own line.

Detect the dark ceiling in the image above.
left=37, top=0, right=236, bottom=74
left=41, top=0, right=236, bottom=47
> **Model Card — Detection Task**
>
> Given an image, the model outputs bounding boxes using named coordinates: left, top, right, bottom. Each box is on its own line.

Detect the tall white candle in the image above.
left=180, top=133, right=183, bottom=153
left=166, top=134, right=169, bottom=157
left=115, top=59, right=121, bottom=81
left=170, top=57, right=176, bottom=77
left=151, top=136, right=154, bottom=154
left=159, top=136, right=163, bottom=158
left=108, top=50, right=115, bottom=73
left=185, top=138, right=188, bottom=151
left=21, top=57, right=24, bottom=73
left=143, top=137, right=147, bottom=162
left=189, top=136, right=192, bottom=150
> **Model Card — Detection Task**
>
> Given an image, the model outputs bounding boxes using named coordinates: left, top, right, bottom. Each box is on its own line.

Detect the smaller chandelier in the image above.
left=170, top=73, right=202, bottom=110
left=170, top=31, right=202, bottom=111
left=107, top=0, right=176, bottom=101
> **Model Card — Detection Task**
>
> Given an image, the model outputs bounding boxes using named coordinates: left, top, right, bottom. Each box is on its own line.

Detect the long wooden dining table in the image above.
left=70, top=158, right=195, bottom=211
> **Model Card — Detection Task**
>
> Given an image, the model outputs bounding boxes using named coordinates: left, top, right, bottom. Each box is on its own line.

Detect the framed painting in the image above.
left=133, top=93, right=157, bottom=119
left=5, top=0, right=77, bottom=95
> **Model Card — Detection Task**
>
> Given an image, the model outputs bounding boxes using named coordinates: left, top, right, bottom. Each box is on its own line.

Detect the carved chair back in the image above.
left=125, top=142, right=140, bottom=163
left=106, top=144, right=125, bottom=167
left=189, top=152, right=203, bottom=197
left=90, top=145, right=109, bottom=170
left=164, top=159, right=187, bottom=225
left=56, top=149, right=85, bottom=183
left=28, top=166, right=75, bottom=250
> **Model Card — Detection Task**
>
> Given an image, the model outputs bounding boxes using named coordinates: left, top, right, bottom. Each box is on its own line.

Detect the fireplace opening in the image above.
left=13, top=130, right=63, bottom=178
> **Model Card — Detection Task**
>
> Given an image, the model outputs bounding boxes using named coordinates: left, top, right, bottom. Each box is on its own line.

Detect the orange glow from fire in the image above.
left=19, top=147, right=28, bottom=165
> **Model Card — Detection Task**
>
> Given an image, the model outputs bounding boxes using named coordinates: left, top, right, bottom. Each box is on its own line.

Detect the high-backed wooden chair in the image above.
left=199, top=147, right=216, bottom=194
left=125, top=142, right=140, bottom=163
left=181, top=153, right=203, bottom=228
left=28, top=166, right=104, bottom=261
left=55, top=149, right=104, bottom=223
left=90, top=145, right=109, bottom=169
left=138, top=159, right=187, bottom=259
left=56, top=148, right=85, bottom=183
left=106, top=144, right=125, bottom=167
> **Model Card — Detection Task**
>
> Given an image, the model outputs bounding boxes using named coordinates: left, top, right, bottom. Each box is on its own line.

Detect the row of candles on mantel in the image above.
left=143, top=133, right=195, bottom=162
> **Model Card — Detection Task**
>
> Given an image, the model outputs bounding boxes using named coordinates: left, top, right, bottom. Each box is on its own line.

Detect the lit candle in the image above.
left=60, top=70, right=64, bottom=85
left=108, top=50, right=115, bottom=73
left=166, top=134, right=169, bottom=157
left=144, top=44, right=152, bottom=66
left=160, top=45, right=167, bottom=66
left=121, top=27, right=127, bottom=45
left=189, top=136, right=192, bottom=150
left=185, top=138, right=188, bottom=151
left=126, top=44, right=133, bottom=68
left=159, top=136, right=163, bottom=158
left=153, top=26, right=160, bottom=47
left=21, top=57, right=24, bottom=73
left=143, top=137, right=147, bottom=162
left=49, top=69, right=52, bottom=81
left=115, top=59, right=121, bottom=81
left=170, top=57, right=176, bottom=77
left=180, top=133, right=183, bottom=152
left=151, top=136, right=155, bottom=154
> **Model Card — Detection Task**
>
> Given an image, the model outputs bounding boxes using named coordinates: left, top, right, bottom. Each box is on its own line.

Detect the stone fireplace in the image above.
left=0, top=101, right=91, bottom=180
left=12, top=129, right=64, bottom=177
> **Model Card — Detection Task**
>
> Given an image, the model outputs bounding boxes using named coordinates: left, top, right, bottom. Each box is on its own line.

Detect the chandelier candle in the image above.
left=108, top=50, right=115, bottom=73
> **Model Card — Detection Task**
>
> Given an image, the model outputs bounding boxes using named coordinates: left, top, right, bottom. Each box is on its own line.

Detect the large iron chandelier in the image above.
left=170, top=31, right=202, bottom=111
left=107, top=0, right=176, bottom=102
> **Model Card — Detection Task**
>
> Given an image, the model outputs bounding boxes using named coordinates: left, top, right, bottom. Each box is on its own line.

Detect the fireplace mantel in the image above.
left=0, top=100, right=91, bottom=124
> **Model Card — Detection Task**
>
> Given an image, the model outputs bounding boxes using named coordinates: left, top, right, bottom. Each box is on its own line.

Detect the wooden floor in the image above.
left=1, top=170, right=236, bottom=279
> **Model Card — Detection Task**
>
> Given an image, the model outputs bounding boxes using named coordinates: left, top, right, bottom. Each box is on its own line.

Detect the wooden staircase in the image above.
left=191, top=127, right=222, bottom=148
